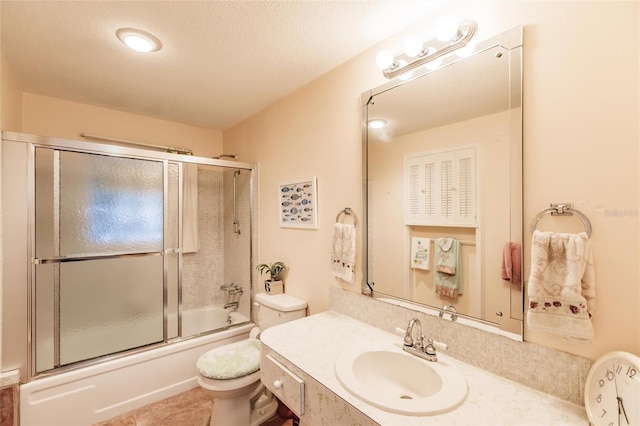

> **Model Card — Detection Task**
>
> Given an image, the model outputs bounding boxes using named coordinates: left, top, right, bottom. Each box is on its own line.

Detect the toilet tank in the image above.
left=255, top=293, right=307, bottom=331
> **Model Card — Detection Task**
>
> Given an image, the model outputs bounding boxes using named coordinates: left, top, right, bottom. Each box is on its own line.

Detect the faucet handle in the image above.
left=395, top=327, right=415, bottom=346
left=432, top=340, right=448, bottom=351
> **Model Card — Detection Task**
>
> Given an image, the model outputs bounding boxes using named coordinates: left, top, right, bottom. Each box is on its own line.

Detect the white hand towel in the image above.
left=411, top=237, right=431, bottom=270
left=331, top=223, right=356, bottom=283
left=527, top=230, right=595, bottom=341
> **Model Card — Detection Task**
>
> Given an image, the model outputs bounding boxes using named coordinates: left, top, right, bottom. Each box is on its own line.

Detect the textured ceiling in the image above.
left=1, top=1, right=448, bottom=131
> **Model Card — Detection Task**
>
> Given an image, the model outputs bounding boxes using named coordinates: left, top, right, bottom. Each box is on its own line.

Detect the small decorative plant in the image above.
left=256, top=261, right=287, bottom=282
left=256, top=261, right=287, bottom=294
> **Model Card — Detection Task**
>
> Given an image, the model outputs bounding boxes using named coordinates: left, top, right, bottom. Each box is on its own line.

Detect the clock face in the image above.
left=585, top=351, right=640, bottom=426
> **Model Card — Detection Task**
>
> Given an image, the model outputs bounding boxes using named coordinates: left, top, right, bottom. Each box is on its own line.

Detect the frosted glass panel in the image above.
left=34, top=263, right=55, bottom=373
left=167, top=163, right=179, bottom=250
left=167, top=163, right=179, bottom=339
left=34, top=148, right=57, bottom=259
left=58, top=150, right=163, bottom=256
left=59, top=256, right=164, bottom=365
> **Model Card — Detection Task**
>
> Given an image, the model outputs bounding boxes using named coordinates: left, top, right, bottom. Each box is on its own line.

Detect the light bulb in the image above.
left=424, top=47, right=442, bottom=71
left=116, top=28, right=162, bottom=53
left=376, top=50, right=395, bottom=69
left=403, top=35, right=424, bottom=58
left=436, top=18, right=460, bottom=42
left=123, top=35, right=154, bottom=53
left=368, top=119, right=387, bottom=129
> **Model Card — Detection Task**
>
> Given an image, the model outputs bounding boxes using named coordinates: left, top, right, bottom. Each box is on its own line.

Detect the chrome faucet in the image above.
left=402, top=318, right=448, bottom=362
left=220, top=283, right=240, bottom=291
left=404, top=318, right=424, bottom=349
left=439, top=305, right=458, bottom=322
left=224, top=301, right=239, bottom=310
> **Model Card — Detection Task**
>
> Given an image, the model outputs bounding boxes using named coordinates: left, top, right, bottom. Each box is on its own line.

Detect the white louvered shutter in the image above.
left=404, top=147, right=476, bottom=226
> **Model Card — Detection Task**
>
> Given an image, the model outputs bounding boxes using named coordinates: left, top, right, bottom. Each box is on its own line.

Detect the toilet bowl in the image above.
left=196, top=293, right=307, bottom=426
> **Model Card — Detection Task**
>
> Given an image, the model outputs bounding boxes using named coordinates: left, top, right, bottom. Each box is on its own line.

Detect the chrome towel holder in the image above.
left=336, top=207, right=357, bottom=226
left=530, top=203, right=592, bottom=237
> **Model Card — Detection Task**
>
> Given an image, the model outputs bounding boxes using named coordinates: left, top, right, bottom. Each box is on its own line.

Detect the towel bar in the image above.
left=530, top=203, right=592, bottom=237
left=336, top=207, right=357, bottom=226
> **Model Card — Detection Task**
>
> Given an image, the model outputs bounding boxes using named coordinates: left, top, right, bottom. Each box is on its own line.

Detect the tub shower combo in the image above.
left=1, top=132, right=256, bottom=424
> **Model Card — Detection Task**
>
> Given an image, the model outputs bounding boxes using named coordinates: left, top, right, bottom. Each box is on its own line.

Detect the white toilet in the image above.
left=197, top=293, right=307, bottom=426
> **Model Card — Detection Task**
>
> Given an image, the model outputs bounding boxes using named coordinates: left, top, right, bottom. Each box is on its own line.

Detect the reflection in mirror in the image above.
left=363, top=27, right=523, bottom=339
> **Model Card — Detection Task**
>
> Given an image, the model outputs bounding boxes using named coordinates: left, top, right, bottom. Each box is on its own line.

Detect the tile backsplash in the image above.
left=330, top=287, right=591, bottom=406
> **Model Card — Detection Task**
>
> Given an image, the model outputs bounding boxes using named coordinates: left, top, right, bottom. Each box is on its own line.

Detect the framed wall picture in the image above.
left=279, top=177, right=317, bottom=229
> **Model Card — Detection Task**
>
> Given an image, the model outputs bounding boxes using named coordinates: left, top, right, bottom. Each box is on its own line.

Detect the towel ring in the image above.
left=336, top=207, right=357, bottom=226
left=530, top=203, right=592, bottom=237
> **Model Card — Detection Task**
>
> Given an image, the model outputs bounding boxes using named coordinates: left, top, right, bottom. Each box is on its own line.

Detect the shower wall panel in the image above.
left=181, top=168, right=224, bottom=310
left=223, top=169, right=252, bottom=320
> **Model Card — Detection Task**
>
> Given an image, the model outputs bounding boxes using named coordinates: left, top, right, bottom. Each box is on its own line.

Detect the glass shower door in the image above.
left=34, top=148, right=166, bottom=371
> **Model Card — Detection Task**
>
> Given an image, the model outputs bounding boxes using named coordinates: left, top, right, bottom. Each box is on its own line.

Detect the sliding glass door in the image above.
left=33, top=148, right=169, bottom=371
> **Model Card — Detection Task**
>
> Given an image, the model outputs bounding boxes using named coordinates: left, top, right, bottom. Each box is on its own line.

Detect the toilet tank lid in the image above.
left=255, top=293, right=307, bottom=311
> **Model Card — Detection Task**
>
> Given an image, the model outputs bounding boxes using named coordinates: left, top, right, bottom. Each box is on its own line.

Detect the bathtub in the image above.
left=21, top=311, right=253, bottom=426
left=179, top=306, right=248, bottom=337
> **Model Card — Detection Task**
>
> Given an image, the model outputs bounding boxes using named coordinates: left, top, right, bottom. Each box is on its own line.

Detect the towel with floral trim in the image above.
left=527, top=230, right=595, bottom=340
left=331, top=223, right=356, bottom=282
left=435, top=237, right=462, bottom=297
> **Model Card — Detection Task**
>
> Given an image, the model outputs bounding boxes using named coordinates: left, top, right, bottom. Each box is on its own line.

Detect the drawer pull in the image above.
left=273, top=379, right=283, bottom=389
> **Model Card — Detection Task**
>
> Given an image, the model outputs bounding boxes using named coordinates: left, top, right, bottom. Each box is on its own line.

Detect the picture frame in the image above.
left=279, top=177, right=317, bottom=229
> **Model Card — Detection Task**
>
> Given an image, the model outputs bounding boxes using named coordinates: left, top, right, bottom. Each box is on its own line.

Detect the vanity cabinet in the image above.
left=260, top=343, right=377, bottom=425
left=405, top=147, right=476, bottom=226
left=259, top=311, right=588, bottom=426
left=261, top=353, right=305, bottom=417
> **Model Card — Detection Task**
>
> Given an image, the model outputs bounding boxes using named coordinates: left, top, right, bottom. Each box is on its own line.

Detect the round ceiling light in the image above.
left=368, top=119, right=387, bottom=129
left=116, top=28, right=162, bottom=53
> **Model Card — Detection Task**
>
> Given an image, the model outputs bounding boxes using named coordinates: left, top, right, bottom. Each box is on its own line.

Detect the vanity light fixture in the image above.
left=116, top=28, right=162, bottom=53
left=376, top=18, right=477, bottom=79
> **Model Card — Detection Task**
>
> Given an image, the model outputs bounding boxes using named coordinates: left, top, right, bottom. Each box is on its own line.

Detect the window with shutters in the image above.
left=404, top=147, right=476, bottom=226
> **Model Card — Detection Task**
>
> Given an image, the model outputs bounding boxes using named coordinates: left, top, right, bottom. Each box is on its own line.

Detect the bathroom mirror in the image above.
left=362, top=27, right=523, bottom=338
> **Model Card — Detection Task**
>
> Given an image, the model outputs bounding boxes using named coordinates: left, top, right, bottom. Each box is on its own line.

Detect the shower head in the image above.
left=212, top=153, right=238, bottom=160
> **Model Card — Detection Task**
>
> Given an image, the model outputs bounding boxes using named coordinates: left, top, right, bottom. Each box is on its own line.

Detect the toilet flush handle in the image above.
left=273, top=379, right=283, bottom=389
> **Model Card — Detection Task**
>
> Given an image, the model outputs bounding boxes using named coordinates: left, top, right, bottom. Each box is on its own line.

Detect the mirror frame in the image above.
left=361, top=26, right=523, bottom=339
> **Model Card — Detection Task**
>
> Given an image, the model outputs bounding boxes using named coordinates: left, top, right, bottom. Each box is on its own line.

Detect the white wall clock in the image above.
left=584, top=351, right=640, bottom=426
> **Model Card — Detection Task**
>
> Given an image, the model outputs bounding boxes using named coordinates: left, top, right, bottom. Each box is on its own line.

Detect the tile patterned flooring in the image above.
left=93, top=387, right=292, bottom=426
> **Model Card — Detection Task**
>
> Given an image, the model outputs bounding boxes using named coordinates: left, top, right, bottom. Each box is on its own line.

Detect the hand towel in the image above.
left=501, top=242, right=522, bottom=286
left=182, top=163, right=199, bottom=253
left=411, top=237, right=431, bottom=270
left=527, top=230, right=595, bottom=340
left=331, top=223, right=356, bottom=283
left=435, top=238, right=462, bottom=297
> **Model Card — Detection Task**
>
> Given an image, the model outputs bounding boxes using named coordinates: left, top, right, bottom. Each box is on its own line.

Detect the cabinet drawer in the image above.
left=263, top=354, right=305, bottom=416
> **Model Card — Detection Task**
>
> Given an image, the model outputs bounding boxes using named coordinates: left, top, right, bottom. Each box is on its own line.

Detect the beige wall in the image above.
left=21, top=93, right=223, bottom=157
left=224, top=1, right=639, bottom=360
left=1, top=52, right=22, bottom=132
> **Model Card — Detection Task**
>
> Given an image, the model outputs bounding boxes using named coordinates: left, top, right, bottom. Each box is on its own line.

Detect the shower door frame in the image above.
left=4, top=132, right=255, bottom=381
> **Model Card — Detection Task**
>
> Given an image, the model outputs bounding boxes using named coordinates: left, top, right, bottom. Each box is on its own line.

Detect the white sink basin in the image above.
left=335, top=342, right=468, bottom=416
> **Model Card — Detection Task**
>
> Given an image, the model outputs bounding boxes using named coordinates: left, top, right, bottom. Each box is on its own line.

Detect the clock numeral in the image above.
left=615, top=365, right=623, bottom=375
left=606, top=370, right=614, bottom=381
left=599, top=379, right=605, bottom=388
left=600, top=408, right=607, bottom=418
left=596, top=394, right=602, bottom=403
left=627, top=366, right=637, bottom=379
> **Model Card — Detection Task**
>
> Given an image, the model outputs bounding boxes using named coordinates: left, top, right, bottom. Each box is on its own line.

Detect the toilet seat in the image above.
left=197, top=338, right=261, bottom=380
left=198, top=369, right=261, bottom=393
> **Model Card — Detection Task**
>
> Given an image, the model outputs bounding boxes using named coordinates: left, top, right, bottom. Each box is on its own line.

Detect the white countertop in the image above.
left=260, top=311, right=589, bottom=425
